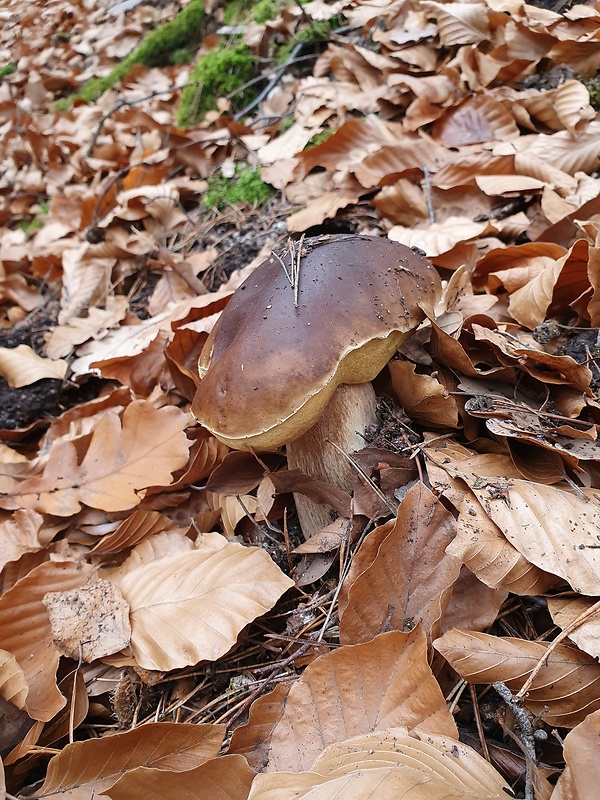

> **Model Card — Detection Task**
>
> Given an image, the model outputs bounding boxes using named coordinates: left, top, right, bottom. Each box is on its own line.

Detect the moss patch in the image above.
left=580, top=72, right=600, bottom=110
left=176, top=42, right=254, bottom=128
left=0, top=64, right=16, bottom=80
left=203, top=164, right=275, bottom=209
left=276, top=15, right=344, bottom=64
left=58, top=0, right=205, bottom=109
left=304, top=128, right=334, bottom=149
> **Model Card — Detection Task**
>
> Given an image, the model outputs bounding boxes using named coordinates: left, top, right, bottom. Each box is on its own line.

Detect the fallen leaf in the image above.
left=106, top=754, right=256, bottom=800
left=37, top=722, right=226, bottom=800
left=0, top=344, right=68, bottom=387
left=248, top=727, right=509, bottom=800
left=262, top=629, right=457, bottom=772
left=0, top=401, right=191, bottom=515
left=435, top=629, right=600, bottom=727
left=340, top=482, right=461, bottom=643
left=0, top=561, right=93, bottom=721
left=111, top=531, right=294, bottom=670
left=551, top=709, right=600, bottom=800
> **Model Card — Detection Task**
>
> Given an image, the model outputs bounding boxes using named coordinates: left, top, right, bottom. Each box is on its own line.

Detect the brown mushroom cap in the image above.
left=192, top=234, right=441, bottom=450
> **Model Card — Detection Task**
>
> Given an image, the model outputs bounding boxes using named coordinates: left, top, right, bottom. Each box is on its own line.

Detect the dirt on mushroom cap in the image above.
left=192, top=234, right=442, bottom=450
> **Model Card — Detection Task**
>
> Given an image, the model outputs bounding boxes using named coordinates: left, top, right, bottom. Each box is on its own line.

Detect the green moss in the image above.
left=580, top=73, right=600, bottom=110
left=176, top=42, right=254, bottom=128
left=252, top=0, right=283, bottom=23
left=276, top=15, right=344, bottom=64
left=57, top=0, right=205, bottom=109
left=223, top=0, right=251, bottom=25
left=18, top=201, right=49, bottom=236
left=0, top=64, right=16, bottom=79
left=304, top=128, right=334, bottom=149
left=169, top=47, right=196, bottom=65
left=203, top=164, right=275, bottom=209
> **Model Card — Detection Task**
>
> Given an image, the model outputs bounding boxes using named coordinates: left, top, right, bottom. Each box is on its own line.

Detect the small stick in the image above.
left=494, top=681, right=536, bottom=800
left=422, top=164, right=435, bottom=224
left=470, top=683, right=491, bottom=763
left=85, top=82, right=196, bottom=157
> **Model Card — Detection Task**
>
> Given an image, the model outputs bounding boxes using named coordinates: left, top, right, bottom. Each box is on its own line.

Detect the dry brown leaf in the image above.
left=106, top=754, right=256, bottom=800
left=441, top=567, right=508, bottom=635
left=37, top=722, right=226, bottom=800
left=388, top=216, right=494, bottom=257
left=43, top=577, right=131, bottom=662
left=0, top=344, right=68, bottom=387
left=0, top=509, right=46, bottom=572
left=547, top=595, right=600, bottom=661
left=422, top=1, right=491, bottom=45
left=0, top=561, right=93, bottom=721
left=454, top=472, right=600, bottom=595
left=0, top=649, right=28, bottom=710
left=248, top=727, right=509, bottom=800
left=448, top=493, right=557, bottom=595
left=262, top=629, right=457, bottom=773
left=389, top=360, right=459, bottom=428
left=0, top=401, right=191, bottom=515
left=228, top=683, right=290, bottom=772
left=508, top=239, right=591, bottom=329
left=340, top=482, right=461, bottom=643
left=45, top=296, right=129, bottom=359
left=435, top=629, right=600, bottom=727
left=551, top=709, right=600, bottom=800
left=91, top=509, right=178, bottom=555
left=432, top=96, right=520, bottom=147
left=111, top=531, right=294, bottom=670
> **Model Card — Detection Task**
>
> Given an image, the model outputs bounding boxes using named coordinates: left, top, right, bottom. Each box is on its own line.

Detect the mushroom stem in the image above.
left=286, top=382, right=377, bottom=540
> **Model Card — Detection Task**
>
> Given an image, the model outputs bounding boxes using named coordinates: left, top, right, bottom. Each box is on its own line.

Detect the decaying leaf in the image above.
left=261, top=629, right=457, bottom=773
left=340, top=482, right=461, bottom=643
left=43, top=577, right=131, bottom=662
left=0, top=344, right=68, bottom=388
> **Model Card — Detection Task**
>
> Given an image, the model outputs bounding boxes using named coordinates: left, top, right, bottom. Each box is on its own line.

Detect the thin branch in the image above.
left=85, top=82, right=196, bottom=157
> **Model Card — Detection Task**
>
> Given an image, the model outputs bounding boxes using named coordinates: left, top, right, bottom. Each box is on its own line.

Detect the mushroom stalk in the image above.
left=286, top=382, right=377, bottom=539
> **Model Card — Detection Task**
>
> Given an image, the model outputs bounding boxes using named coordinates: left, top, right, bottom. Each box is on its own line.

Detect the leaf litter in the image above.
left=3, top=0, right=600, bottom=797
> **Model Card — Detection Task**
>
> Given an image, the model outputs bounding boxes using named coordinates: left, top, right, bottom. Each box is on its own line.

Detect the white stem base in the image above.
left=286, top=383, right=377, bottom=540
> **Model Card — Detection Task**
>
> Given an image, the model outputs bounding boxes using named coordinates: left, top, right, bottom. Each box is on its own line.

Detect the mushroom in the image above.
left=192, top=234, right=441, bottom=539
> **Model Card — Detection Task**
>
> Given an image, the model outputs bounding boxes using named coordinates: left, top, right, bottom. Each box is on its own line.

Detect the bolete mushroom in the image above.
left=192, top=234, right=441, bottom=538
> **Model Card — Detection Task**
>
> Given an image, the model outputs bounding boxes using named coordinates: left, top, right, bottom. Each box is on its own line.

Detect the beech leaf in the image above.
left=435, top=629, right=600, bottom=727
left=0, top=401, right=191, bottom=515
left=247, top=727, right=509, bottom=800
left=111, top=532, right=294, bottom=670
left=37, top=722, right=226, bottom=800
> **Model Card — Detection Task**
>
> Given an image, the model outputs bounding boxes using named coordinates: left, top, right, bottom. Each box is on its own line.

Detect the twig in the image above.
left=494, top=681, right=536, bottom=800
left=470, top=684, right=491, bottom=763
left=422, top=164, right=435, bottom=224
left=85, top=82, right=196, bottom=157
left=233, top=44, right=308, bottom=120
left=516, top=597, right=600, bottom=700
left=326, top=439, right=398, bottom=515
